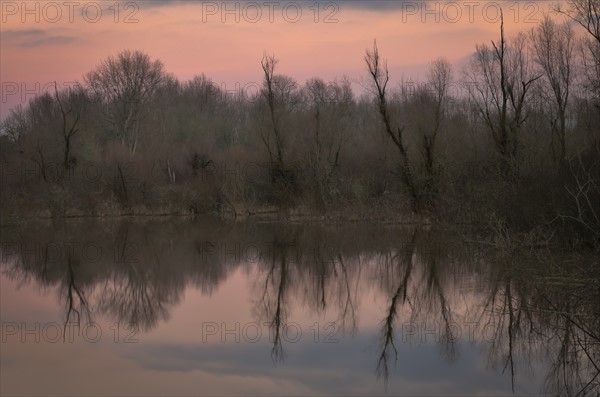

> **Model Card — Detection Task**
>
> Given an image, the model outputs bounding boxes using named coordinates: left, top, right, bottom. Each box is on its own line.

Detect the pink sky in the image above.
left=1, top=1, right=556, bottom=118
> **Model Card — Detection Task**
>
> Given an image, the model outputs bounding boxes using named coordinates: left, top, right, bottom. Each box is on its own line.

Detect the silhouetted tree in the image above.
left=530, top=16, right=575, bottom=167
left=365, top=41, right=419, bottom=209
left=465, top=11, right=540, bottom=177
left=85, top=50, right=165, bottom=153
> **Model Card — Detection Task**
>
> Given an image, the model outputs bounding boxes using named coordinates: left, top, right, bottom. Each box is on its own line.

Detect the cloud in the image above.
left=20, top=35, right=77, bottom=47
left=2, top=29, right=46, bottom=39
left=138, top=0, right=426, bottom=11
left=122, top=333, right=542, bottom=395
left=340, top=0, right=431, bottom=11
left=1, top=29, right=77, bottom=47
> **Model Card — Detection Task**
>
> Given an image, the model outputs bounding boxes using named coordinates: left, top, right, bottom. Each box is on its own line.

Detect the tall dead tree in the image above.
left=365, top=41, right=419, bottom=209
left=259, top=54, right=300, bottom=192
left=261, top=54, right=285, bottom=172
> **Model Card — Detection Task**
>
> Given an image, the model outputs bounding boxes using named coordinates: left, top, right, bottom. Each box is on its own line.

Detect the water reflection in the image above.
left=1, top=218, right=598, bottom=395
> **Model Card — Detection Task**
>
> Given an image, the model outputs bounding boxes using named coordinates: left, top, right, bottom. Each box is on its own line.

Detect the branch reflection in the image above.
left=1, top=219, right=597, bottom=394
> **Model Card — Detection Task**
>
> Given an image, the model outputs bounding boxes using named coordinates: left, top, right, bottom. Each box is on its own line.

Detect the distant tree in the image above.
left=530, top=16, right=575, bottom=167
left=53, top=82, right=87, bottom=170
left=0, top=105, right=30, bottom=151
left=555, top=0, right=600, bottom=44
left=85, top=50, right=165, bottom=153
left=303, top=77, right=353, bottom=205
left=555, top=0, right=600, bottom=121
left=259, top=54, right=301, bottom=189
left=18, top=92, right=58, bottom=182
left=464, top=11, right=540, bottom=177
left=422, top=58, right=452, bottom=194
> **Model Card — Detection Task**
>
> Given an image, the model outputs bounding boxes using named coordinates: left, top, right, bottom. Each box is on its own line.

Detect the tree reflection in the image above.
left=540, top=259, right=600, bottom=396
left=334, top=252, right=358, bottom=334
left=375, top=229, right=416, bottom=383
left=97, top=222, right=183, bottom=331
left=0, top=228, right=94, bottom=336
left=478, top=249, right=600, bottom=396
left=259, top=239, right=291, bottom=361
left=61, top=252, right=92, bottom=333
left=1, top=219, right=598, bottom=394
left=415, top=231, right=458, bottom=362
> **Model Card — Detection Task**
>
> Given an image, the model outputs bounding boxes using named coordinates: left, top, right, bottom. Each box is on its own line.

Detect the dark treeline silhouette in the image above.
left=1, top=218, right=598, bottom=395
left=1, top=2, right=599, bottom=248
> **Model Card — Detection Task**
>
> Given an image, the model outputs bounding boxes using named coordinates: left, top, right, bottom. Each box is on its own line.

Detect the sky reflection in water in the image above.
left=1, top=218, right=597, bottom=395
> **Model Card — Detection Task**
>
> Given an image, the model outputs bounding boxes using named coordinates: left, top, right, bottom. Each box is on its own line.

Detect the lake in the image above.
left=1, top=217, right=598, bottom=396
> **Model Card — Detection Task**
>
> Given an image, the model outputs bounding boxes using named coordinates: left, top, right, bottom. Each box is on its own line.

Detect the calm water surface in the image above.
left=1, top=218, right=598, bottom=396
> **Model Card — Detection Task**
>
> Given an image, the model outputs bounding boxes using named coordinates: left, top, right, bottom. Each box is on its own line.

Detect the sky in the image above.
left=1, top=0, right=558, bottom=118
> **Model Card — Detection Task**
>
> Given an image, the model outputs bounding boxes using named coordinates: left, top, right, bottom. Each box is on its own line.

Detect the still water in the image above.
left=1, top=217, right=598, bottom=396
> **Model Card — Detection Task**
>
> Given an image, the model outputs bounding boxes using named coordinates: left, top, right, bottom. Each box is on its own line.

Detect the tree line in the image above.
left=1, top=1, right=599, bottom=248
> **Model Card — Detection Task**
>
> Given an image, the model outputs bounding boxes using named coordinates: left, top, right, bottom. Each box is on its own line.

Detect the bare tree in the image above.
left=556, top=0, right=600, bottom=123
left=580, top=34, right=600, bottom=105
left=18, top=93, right=57, bottom=183
left=53, top=82, right=86, bottom=171
left=85, top=50, right=165, bottom=153
left=555, top=0, right=600, bottom=44
left=259, top=54, right=300, bottom=190
left=422, top=58, right=452, bottom=196
left=304, top=77, right=352, bottom=206
left=530, top=17, right=575, bottom=167
left=260, top=54, right=283, bottom=171
left=365, top=40, right=419, bottom=209
left=465, top=11, right=540, bottom=177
